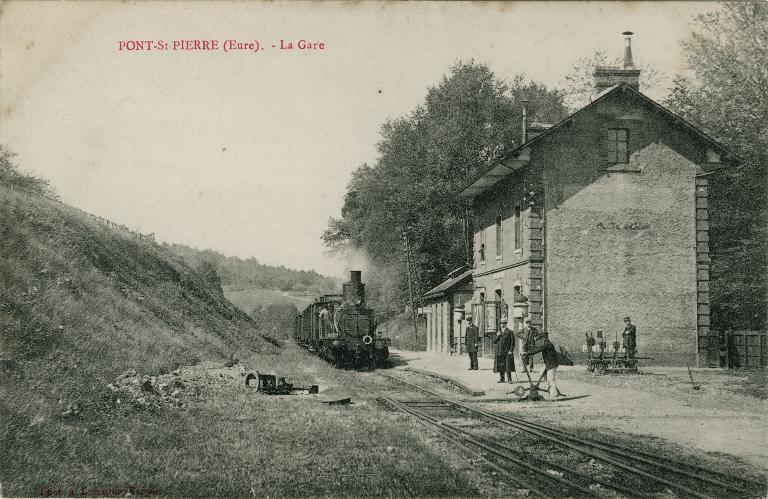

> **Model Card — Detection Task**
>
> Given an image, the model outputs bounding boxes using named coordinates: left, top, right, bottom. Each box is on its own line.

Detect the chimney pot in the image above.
left=622, top=31, right=635, bottom=69
left=593, top=31, right=641, bottom=97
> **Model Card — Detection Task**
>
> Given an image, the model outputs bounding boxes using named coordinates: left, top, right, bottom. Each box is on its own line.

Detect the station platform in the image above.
left=388, top=349, right=768, bottom=472
left=389, top=349, right=583, bottom=400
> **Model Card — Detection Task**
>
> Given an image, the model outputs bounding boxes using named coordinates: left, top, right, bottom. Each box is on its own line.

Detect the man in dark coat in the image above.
left=622, top=316, right=637, bottom=359
left=464, top=311, right=480, bottom=370
left=492, top=319, right=515, bottom=382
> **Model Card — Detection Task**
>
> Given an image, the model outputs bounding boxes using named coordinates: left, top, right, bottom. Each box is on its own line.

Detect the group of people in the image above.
left=463, top=311, right=564, bottom=399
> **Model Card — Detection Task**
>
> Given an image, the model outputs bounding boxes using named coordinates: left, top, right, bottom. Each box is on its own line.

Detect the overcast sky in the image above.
left=0, top=1, right=718, bottom=278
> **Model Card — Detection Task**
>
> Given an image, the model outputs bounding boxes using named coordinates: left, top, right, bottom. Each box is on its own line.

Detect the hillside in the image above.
left=0, top=184, right=478, bottom=498
left=0, top=185, right=276, bottom=491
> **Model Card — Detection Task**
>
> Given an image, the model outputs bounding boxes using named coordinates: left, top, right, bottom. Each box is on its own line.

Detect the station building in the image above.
left=419, top=268, right=474, bottom=355
left=456, top=35, right=734, bottom=366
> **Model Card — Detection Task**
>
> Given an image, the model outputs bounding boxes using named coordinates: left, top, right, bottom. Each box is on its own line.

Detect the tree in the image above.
left=665, top=3, right=768, bottom=331
left=561, top=50, right=665, bottom=111
left=196, top=260, right=223, bottom=293
left=250, top=302, right=298, bottom=338
left=324, top=61, right=567, bottom=312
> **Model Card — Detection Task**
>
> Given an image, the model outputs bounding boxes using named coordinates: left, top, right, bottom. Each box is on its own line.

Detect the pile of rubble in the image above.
left=107, top=368, right=187, bottom=409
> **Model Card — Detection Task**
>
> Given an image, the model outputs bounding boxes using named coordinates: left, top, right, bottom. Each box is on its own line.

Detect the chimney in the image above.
left=593, top=31, right=641, bottom=95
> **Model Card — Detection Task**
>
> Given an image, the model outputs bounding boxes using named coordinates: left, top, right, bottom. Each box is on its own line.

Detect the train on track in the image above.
left=294, top=271, right=390, bottom=368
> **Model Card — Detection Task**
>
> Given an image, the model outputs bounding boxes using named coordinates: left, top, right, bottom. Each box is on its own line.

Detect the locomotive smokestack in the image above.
left=343, top=270, right=365, bottom=305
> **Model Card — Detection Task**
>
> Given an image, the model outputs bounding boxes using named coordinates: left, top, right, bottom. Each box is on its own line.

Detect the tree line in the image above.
left=323, top=64, right=568, bottom=315
left=664, top=3, right=767, bottom=331
left=165, top=243, right=339, bottom=295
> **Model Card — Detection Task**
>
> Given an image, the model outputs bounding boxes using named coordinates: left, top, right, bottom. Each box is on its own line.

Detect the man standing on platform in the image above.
left=516, top=317, right=536, bottom=372
left=622, top=316, right=637, bottom=359
left=492, top=319, right=515, bottom=382
left=464, top=311, right=480, bottom=370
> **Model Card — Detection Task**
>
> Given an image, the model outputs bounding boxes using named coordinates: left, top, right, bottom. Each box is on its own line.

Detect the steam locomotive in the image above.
left=294, top=271, right=389, bottom=368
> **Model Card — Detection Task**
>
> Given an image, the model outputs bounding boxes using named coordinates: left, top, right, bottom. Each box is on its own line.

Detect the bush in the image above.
left=0, top=145, right=57, bottom=198
left=378, top=313, right=427, bottom=351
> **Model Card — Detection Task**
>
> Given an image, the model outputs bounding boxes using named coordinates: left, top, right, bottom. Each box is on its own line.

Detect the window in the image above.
left=605, top=128, right=629, bottom=164
left=514, top=206, right=522, bottom=251
left=495, top=216, right=502, bottom=257
left=495, top=289, right=507, bottom=325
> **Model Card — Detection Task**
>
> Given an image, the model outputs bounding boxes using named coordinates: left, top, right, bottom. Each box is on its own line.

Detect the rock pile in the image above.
left=107, top=368, right=186, bottom=409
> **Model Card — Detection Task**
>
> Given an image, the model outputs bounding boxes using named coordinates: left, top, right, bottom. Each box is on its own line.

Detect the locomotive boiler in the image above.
left=294, top=271, right=389, bottom=368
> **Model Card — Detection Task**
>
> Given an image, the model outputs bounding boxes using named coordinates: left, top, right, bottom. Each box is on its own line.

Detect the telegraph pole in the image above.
left=402, top=231, right=418, bottom=337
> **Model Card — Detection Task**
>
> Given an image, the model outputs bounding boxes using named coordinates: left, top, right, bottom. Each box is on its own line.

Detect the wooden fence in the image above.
left=3, top=183, right=156, bottom=244
left=726, top=330, right=767, bottom=369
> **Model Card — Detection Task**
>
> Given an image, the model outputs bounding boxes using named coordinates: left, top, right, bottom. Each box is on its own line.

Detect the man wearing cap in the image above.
left=622, top=316, right=637, bottom=359
left=464, top=311, right=480, bottom=370
left=516, top=317, right=536, bottom=371
left=492, top=319, right=515, bottom=383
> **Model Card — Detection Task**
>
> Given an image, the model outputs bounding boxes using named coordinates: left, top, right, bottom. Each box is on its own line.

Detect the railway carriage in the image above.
left=294, top=271, right=389, bottom=368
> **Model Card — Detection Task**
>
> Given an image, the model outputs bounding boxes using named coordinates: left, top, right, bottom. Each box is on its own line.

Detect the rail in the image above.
left=370, top=370, right=765, bottom=498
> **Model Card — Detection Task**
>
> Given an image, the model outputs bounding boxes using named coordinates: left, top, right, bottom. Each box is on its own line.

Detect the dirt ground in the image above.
left=395, top=350, right=768, bottom=474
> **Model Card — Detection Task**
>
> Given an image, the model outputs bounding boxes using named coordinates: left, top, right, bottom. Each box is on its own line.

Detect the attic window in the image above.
left=604, top=128, right=629, bottom=164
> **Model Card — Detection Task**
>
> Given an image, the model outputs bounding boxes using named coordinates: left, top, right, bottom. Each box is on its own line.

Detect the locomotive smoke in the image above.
left=342, top=246, right=371, bottom=275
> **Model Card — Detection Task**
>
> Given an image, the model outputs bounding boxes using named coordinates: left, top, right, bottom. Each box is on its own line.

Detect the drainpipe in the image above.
left=521, top=99, right=529, bottom=145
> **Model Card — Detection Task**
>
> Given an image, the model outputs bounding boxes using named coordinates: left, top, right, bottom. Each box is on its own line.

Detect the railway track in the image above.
left=359, top=370, right=766, bottom=498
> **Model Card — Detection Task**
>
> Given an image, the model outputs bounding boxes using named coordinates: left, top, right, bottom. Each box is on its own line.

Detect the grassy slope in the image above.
left=0, top=187, right=476, bottom=497
left=0, top=186, right=271, bottom=493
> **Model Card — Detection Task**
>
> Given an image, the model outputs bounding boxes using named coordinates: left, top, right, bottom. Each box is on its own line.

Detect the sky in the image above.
left=0, top=1, right=719, bottom=278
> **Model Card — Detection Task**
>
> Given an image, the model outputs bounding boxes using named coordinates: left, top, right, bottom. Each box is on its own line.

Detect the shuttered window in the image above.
left=605, top=128, right=629, bottom=164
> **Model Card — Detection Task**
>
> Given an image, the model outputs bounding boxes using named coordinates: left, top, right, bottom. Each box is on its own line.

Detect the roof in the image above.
left=457, top=83, right=738, bottom=200
left=422, top=269, right=473, bottom=301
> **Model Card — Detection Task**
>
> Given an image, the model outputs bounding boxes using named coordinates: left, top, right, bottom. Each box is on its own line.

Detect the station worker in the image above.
left=622, top=316, right=637, bottom=359
left=520, top=320, right=564, bottom=398
left=464, top=311, right=480, bottom=370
